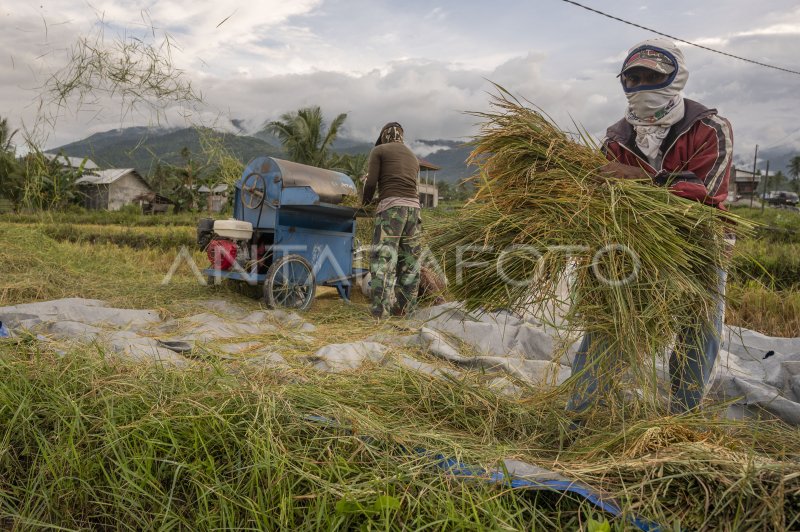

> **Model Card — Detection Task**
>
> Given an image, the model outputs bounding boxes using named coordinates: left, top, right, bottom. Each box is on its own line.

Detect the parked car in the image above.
left=765, top=191, right=800, bottom=206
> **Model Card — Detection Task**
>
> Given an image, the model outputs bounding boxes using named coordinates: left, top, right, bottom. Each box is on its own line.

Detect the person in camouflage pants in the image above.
left=370, top=206, right=421, bottom=318
left=362, top=121, right=422, bottom=319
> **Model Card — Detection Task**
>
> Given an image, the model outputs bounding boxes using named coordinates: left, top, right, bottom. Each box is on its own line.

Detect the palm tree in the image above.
left=0, top=117, right=18, bottom=153
left=330, top=153, right=369, bottom=189
left=265, top=106, right=347, bottom=168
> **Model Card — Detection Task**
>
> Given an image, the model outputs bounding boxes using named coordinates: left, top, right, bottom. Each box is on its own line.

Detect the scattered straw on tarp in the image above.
left=429, top=87, right=752, bottom=405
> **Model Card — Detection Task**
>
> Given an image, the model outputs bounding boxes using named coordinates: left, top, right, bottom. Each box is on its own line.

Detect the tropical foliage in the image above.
left=436, top=180, right=475, bottom=202
left=21, top=150, right=90, bottom=210
left=265, top=106, right=347, bottom=168
left=1, top=117, right=93, bottom=211
left=331, top=152, right=369, bottom=180
left=330, top=152, right=369, bottom=195
left=0, top=118, right=25, bottom=211
left=787, top=155, right=800, bottom=192
left=150, top=147, right=208, bottom=213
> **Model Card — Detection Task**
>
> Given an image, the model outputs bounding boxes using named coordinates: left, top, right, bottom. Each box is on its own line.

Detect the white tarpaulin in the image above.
left=1, top=298, right=799, bottom=425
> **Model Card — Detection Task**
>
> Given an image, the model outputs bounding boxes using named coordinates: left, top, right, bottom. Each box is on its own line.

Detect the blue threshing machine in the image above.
left=197, top=156, right=366, bottom=310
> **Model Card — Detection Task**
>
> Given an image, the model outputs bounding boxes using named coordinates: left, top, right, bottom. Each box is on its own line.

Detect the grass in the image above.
left=731, top=207, right=800, bottom=244
left=728, top=207, right=800, bottom=291
left=0, top=224, right=208, bottom=310
left=1, top=201, right=799, bottom=529
left=24, top=222, right=196, bottom=250
left=0, top=208, right=211, bottom=227
left=731, top=239, right=800, bottom=290
left=0, top=339, right=798, bottom=530
left=726, top=282, right=800, bottom=337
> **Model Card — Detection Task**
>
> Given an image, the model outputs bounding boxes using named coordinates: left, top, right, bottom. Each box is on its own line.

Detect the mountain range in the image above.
left=49, top=127, right=475, bottom=183
left=49, top=126, right=794, bottom=184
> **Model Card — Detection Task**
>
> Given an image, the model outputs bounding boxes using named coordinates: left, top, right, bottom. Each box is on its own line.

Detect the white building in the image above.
left=417, top=157, right=440, bottom=208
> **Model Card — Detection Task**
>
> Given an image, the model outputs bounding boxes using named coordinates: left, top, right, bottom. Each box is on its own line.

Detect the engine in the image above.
left=207, top=238, right=251, bottom=271
left=198, top=219, right=255, bottom=271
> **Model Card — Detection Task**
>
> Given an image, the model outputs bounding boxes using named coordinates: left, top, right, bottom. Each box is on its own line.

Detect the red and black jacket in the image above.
left=603, top=99, right=733, bottom=209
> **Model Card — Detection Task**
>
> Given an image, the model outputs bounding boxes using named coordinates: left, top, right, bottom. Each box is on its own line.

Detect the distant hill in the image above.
left=418, top=139, right=475, bottom=183
left=744, top=147, right=799, bottom=178
left=53, top=126, right=795, bottom=187
left=50, top=127, right=284, bottom=177
left=252, top=131, right=375, bottom=156
left=49, top=128, right=474, bottom=183
left=331, top=138, right=374, bottom=156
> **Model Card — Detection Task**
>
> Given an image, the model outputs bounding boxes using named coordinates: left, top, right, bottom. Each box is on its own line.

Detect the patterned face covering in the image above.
left=375, top=122, right=404, bottom=146
left=620, top=39, right=689, bottom=163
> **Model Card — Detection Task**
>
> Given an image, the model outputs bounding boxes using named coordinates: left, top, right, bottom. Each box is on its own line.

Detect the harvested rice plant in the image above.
left=428, top=89, right=753, bottom=411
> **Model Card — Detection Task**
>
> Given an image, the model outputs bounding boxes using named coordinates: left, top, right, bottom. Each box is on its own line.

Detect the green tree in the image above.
left=761, top=170, right=786, bottom=195
left=330, top=152, right=369, bottom=193
left=450, top=180, right=475, bottom=202
left=787, top=155, right=800, bottom=193
left=0, top=117, right=26, bottom=211
left=436, top=181, right=453, bottom=201
left=0, top=117, right=18, bottom=152
left=265, top=106, right=347, bottom=168
left=19, top=150, right=87, bottom=210
left=150, top=147, right=209, bottom=213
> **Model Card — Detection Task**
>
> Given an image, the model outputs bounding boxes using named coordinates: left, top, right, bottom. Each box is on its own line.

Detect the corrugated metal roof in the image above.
left=417, top=157, right=441, bottom=171
left=76, top=169, right=140, bottom=185
left=44, top=152, right=99, bottom=170
left=198, top=184, right=229, bottom=193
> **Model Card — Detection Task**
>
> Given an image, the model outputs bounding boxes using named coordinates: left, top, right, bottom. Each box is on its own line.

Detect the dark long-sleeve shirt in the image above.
left=362, top=142, right=420, bottom=204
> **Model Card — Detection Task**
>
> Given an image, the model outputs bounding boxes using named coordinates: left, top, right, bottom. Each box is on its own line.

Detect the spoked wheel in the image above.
left=263, top=255, right=316, bottom=310
left=241, top=172, right=266, bottom=210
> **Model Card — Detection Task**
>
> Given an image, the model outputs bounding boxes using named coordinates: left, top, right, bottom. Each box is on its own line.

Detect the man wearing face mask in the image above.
left=600, top=38, right=732, bottom=206
left=568, top=38, right=734, bottom=415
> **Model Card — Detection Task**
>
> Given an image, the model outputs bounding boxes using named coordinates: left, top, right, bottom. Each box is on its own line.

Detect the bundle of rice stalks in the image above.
left=569, top=419, right=800, bottom=530
left=429, top=88, right=752, bottom=405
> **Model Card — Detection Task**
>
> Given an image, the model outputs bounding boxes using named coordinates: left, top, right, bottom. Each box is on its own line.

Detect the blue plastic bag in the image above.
left=0, top=321, right=9, bottom=338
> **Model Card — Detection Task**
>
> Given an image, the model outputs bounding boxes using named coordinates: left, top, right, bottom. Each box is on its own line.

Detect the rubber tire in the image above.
left=263, top=254, right=316, bottom=310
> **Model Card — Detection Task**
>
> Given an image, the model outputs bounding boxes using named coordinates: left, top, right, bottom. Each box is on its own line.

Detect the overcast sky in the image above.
left=3, top=0, right=799, bottom=165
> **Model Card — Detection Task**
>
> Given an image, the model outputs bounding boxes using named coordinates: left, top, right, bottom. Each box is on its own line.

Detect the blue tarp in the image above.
left=304, top=414, right=660, bottom=531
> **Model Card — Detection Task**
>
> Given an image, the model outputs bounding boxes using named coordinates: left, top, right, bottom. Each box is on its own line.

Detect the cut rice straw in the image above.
left=429, top=86, right=753, bottom=410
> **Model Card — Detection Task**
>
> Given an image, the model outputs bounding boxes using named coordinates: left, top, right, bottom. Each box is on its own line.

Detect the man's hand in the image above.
left=598, top=161, right=651, bottom=181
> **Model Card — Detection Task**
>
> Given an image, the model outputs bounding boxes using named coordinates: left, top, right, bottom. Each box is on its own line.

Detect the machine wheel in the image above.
left=263, top=255, right=316, bottom=310
left=241, top=172, right=266, bottom=210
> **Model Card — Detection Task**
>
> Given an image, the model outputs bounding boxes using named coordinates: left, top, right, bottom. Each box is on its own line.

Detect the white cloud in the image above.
left=0, top=0, right=798, bottom=162
left=424, top=7, right=447, bottom=21
left=738, top=23, right=800, bottom=37
left=410, top=142, right=453, bottom=157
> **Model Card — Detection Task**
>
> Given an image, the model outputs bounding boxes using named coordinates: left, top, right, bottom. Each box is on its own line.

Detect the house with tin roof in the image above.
left=75, top=168, right=153, bottom=211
